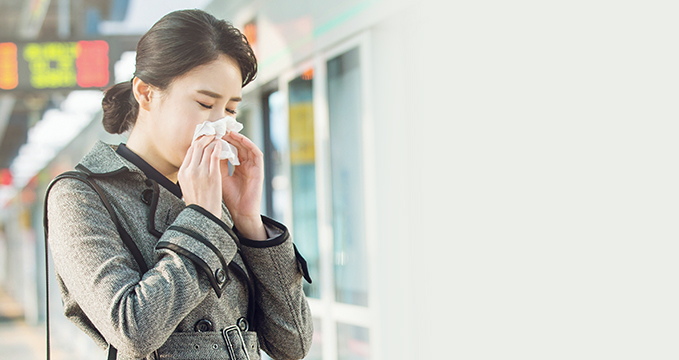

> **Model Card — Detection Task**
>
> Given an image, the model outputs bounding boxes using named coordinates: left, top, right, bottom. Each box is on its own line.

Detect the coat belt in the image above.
left=153, top=326, right=257, bottom=360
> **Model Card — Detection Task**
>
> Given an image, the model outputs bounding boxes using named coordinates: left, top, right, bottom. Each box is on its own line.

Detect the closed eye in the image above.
left=199, top=101, right=237, bottom=116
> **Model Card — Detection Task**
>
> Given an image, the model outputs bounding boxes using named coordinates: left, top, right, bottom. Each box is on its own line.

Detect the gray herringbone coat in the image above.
left=46, top=141, right=313, bottom=360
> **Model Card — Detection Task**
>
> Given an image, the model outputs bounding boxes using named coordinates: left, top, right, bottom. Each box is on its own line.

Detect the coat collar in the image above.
left=77, top=141, right=185, bottom=240
left=77, top=140, right=145, bottom=177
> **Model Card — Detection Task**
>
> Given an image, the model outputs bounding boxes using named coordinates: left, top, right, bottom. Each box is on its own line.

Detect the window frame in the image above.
left=276, top=30, right=377, bottom=360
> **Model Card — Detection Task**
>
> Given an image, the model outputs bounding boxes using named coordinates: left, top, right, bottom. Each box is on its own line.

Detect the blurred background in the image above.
left=0, top=0, right=432, bottom=359
left=1, top=0, right=679, bottom=359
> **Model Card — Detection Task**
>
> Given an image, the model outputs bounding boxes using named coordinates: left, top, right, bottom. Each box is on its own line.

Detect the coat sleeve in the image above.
left=47, top=178, right=238, bottom=359
left=234, top=216, right=314, bottom=360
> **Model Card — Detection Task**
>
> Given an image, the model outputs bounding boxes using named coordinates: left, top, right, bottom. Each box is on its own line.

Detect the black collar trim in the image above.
left=116, top=143, right=183, bottom=199
left=75, top=163, right=128, bottom=177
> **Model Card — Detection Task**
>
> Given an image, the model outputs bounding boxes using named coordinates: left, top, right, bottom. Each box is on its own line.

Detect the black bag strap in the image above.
left=43, top=170, right=149, bottom=360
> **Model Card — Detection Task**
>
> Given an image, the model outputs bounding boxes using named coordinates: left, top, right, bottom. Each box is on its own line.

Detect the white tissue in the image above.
left=192, top=116, right=244, bottom=166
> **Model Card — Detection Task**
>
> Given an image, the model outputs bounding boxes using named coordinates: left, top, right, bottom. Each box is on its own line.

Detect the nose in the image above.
left=208, top=108, right=230, bottom=122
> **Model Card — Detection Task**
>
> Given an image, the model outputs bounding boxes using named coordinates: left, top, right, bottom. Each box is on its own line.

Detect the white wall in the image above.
left=394, top=1, right=679, bottom=359
left=209, top=0, right=679, bottom=358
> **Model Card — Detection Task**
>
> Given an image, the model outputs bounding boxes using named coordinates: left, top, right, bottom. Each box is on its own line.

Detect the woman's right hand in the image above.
left=177, top=135, right=223, bottom=218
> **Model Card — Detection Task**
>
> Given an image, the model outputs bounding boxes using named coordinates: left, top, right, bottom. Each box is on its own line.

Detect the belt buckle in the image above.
left=222, top=325, right=250, bottom=360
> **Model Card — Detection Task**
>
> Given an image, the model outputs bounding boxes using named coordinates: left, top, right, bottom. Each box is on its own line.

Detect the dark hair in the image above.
left=102, top=9, right=257, bottom=134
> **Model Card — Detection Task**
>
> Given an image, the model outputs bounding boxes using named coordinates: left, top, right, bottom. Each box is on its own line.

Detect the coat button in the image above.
left=194, top=319, right=213, bottom=332
left=237, top=317, right=249, bottom=332
left=215, top=268, right=227, bottom=285
left=141, top=189, right=153, bottom=205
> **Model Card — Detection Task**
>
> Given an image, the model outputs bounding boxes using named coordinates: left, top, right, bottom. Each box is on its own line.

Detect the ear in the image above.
left=132, top=77, right=154, bottom=111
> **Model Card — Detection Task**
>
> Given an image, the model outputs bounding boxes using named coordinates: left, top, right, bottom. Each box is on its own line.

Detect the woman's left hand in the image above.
left=220, top=131, right=267, bottom=240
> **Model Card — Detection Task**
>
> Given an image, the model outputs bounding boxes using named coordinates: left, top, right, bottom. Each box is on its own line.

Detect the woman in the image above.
left=44, top=9, right=312, bottom=360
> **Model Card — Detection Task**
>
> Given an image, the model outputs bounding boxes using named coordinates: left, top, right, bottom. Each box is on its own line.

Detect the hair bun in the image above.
left=102, top=81, right=138, bottom=134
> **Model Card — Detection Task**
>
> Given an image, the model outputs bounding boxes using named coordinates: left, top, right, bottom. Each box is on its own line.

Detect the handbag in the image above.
left=43, top=166, right=151, bottom=360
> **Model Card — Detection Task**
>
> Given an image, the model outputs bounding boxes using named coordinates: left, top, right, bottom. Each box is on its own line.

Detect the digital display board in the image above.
left=0, top=43, right=19, bottom=90
left=0, top=39, right=116, bottom=92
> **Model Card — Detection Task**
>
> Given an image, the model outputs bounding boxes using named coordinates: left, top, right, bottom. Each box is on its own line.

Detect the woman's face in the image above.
left=147, top=54, right=243, bottom=171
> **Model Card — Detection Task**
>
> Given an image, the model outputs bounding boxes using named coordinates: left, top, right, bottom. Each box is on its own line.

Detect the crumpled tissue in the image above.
left=192, top=116, right=244, bottom=166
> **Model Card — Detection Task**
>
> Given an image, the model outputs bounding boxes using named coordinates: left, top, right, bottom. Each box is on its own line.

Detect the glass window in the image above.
left=236, top=108, right=253, bottom=139
left=265, top=90, right=289, bottom=222
left=327, top=47, right=368, bottom=306
left=337, top=322, right=370, bottom=360
left=288, top=73, right=321, bottom=298
left=305, top=317, right=324, bottom=360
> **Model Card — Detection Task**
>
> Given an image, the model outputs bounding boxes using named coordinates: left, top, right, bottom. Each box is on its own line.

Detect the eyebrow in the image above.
left=196, top=89, right=241, bottom=102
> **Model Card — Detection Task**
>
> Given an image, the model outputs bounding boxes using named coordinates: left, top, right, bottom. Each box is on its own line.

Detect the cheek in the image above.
left=173, top=129, right=195, bottom=164
left=158, top=100, right=209, bottom=164
left=156, top=119, right=192, bottom=166
left=175, top=120, right=208, bottom=165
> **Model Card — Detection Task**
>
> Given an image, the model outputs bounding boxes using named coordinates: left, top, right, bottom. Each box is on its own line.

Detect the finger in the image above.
left=201, top=141, right=217, bottom=166
left=210, top=140, right=222, bottom=175
left=180, top=143, right=195, bottom=172
left=220, top=134, right=245, bottom=163
left=194, top=134, right=216, bottom=149
left=192, top=135, right=215, bottom=166
left=230, top=132, right=263, bottom=157
left=227, top=132, right=262, bottom=163
left=223, top=132, right=248, bottom=160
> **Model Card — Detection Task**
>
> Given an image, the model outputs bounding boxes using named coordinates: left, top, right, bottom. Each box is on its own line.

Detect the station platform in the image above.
left=0, top=286, right=46, bottom=360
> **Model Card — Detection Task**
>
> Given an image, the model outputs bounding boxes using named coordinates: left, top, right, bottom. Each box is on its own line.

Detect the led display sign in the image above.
left=0, top=39, right=121, bottom=92
left=0, top=42, right=19, bottom=90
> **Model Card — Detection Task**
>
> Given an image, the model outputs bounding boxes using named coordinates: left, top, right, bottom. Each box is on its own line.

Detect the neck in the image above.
left=126, top=128, right=179, bottom=183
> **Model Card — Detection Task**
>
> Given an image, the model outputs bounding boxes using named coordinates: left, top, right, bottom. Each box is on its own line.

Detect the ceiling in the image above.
left=0, top=0, right=126, bottom=168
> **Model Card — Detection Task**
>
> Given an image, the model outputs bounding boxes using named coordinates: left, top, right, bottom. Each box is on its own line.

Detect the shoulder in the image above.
left=47, top=175, right=101, bottom=213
